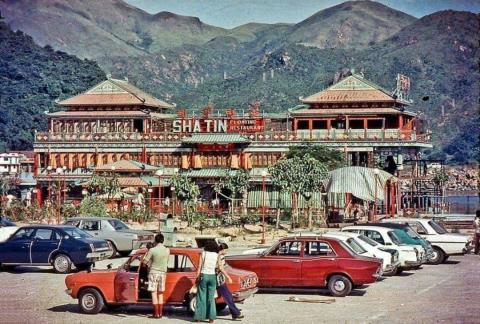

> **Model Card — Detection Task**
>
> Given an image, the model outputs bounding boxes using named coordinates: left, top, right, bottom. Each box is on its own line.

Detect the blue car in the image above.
left=0, top=225, right=112, bottom=273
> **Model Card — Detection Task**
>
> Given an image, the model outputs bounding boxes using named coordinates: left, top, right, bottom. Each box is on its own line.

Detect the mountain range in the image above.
left=0, top=0, right=478, bottom=163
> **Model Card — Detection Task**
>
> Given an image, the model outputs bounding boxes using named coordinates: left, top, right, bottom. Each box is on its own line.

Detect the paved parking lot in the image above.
left=0, top=254, right=479, bottom=324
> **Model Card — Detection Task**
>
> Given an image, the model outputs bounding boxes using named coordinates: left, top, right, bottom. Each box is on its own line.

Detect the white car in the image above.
left=323, top=232, right=400, bottom=276
left=342, top=226, right=425, bottom=274
left=382, top=218, right=471, bottom=264
left=0, top=218, right=18, bottom=242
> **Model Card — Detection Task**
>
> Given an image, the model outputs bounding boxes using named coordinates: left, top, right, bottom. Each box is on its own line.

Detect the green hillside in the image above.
left=0, top=15, right=105, bottom=151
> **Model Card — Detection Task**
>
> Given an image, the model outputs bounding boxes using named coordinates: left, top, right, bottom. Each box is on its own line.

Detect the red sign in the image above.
left=228, top=119, right=264, bottom=133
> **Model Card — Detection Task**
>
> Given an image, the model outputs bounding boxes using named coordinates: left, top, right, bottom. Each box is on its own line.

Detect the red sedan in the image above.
left=65, top=248, right=258, bottom=314
left=226, top=235, right=382, bottom=297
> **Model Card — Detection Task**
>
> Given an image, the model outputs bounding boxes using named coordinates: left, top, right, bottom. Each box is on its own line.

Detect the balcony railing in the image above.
left=35, top=129, right=430, bottom=144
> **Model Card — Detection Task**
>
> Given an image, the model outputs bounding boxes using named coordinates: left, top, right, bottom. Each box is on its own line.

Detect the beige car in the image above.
left=64, top=217, right=154, bottom=257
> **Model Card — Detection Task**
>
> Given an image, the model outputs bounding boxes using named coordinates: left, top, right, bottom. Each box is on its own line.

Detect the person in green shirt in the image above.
left=142, top=233, right=170, bottom=318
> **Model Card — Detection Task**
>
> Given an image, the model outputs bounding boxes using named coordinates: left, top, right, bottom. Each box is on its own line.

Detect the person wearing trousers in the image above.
left=217, top=243, right=244, bottom=320
left=194, top=241, right=219, bottom=323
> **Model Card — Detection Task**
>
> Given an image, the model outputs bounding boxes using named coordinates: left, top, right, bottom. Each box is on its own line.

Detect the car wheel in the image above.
left=75, top=263, right=93, bottom=271
left=428, top=247, right=445, bottom=265
left=108, top=241, right=118, bottom=259
left=187, top=293, right=197, bottom=314
left=327, top=274, right=352, bottom=297
left=119, top=251, right=131, bottom=257
left=53, top=254, right=72, bottom=274
left=216, top=303, right=228, bottom=313
left=79, top=288, right=104, bottom=314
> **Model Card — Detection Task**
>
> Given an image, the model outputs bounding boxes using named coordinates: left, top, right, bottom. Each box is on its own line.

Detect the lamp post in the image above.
left=47, top=166, right=52, bottom=224
left=147, top=187, right=153, bottom=223
left=155, top=169, right=164, bottom=215
left=55, top=167, right=63, bottom=224
left=62, top=165, right=67, bottom=204
left=171, top=186, right=176, bottom=218
left=373, top=168, right=380, bottom=221
left=110, top=165, right=116, bottom=210
left=261, top=170, right=268, bottom=244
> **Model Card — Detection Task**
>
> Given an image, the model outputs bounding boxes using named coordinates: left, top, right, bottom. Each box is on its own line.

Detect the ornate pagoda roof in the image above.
left=59, top=78, right=175, bottom=109
left=301, top=74, right=400, bottom=104
left=94, top=160, right=158, bottom=173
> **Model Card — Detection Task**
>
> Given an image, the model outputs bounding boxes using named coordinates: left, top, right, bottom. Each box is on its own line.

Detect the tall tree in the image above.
left=170, top=174, right=200, bottom=226
left=269, top=155, right=329, bottom=229
left=286, top=144, right=345, bottom=170
left=214, top=169, right=251, bottom=217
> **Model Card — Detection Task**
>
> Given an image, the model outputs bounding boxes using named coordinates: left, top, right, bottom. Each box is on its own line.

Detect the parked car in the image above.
left=0, top=217, right=18, bottom=242
left=368, top=222, right=435, bottom=263
left=64, top=217, right=154, bottom=257
left=323, top=232, right=400, bottom=276
left=0, top=225, right=112, bottom=273
left=225, top=235, right=382, bottom=297
left=382, top=217, right=471, bottom=264
left=342, top=225, right=425, bottom=274
left=65, top=247, right=258, bottom=314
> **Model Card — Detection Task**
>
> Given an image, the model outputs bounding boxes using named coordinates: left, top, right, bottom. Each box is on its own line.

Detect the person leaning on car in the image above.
left=142, top=233, right=170, bottom=319
left=474, top=210, right=480, bottom=255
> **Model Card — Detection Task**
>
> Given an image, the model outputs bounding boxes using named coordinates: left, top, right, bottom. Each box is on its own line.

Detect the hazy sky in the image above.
left=125, top=0, right=480, bottom=28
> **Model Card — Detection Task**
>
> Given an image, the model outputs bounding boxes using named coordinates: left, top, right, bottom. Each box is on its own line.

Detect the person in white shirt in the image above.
left=194, top=241, right=219, bottom=323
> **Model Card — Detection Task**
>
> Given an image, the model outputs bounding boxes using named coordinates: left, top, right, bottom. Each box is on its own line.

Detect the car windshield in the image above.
left=345, top=238, right=367, bottom=254
left=108, top=219, right=130, bottom=230
left=404, top=227, right=422, bottom=239
left=428, top=220, right=447, bottom=234
left=393, top=229, right=417, bottom=245
left=62, top=227, right=92, bottom=239
left=387, top=231, right=402, bottom=245
left=358, top=234, right=379, bottom=247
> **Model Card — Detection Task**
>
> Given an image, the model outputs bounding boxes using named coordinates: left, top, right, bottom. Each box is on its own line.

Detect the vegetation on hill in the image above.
left=0, top=15, right=105, bottom=151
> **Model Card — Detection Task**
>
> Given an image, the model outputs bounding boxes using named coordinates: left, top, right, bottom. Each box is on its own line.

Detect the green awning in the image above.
left=182, top=134, right=249, bottom=144
left=181, top=168, right=237, bottom=178
left=140, top=176, right=172, bottom=186
left=246, top=185, right=344, bottom=209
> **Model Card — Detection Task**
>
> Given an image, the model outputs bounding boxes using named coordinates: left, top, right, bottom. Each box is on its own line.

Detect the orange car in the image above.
left=65, top=247, right=258, bottom=314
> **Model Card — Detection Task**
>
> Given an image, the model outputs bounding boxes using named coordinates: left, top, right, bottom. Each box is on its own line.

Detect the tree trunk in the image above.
left=242, top=189, right=248, bottom=216
left=276, top=208, right=280, bottom=229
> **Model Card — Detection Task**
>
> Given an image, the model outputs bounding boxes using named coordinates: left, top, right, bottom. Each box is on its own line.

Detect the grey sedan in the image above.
left=64, top=217, right=154, bottom=257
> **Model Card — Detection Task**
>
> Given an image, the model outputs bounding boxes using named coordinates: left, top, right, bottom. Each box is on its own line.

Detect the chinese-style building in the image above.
left=33, top=74, right=431, bottom=214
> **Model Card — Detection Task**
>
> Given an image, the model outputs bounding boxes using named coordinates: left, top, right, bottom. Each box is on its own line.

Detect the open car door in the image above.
left=114, top=255, right=140, bottom=303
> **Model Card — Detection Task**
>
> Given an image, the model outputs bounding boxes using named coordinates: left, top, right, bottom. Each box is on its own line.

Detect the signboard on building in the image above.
left=172, top=118, right=264, bottom=133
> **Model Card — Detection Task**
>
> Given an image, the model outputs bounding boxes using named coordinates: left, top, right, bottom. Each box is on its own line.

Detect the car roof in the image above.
left=323, top=232, right=358, bottom=240
left=343, top=225, right=393, bottom=233
left=280, top=235, right=340, bottom=243
left=370, top=222, right=411, bottom=229
left=389, top=217, right=429, bottom=224
left=68, top=216, right=114, bottom=221
left=18, top=225, right=77, bottom=230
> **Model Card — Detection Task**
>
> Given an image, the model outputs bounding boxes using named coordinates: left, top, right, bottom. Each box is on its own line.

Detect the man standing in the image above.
left=474, top=211, right=480, bottom=255
left=143, top=233, right=170, bottom=318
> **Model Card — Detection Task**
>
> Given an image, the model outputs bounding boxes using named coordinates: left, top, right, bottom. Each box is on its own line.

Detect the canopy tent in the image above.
left=326, top=166, right=397, bottom=201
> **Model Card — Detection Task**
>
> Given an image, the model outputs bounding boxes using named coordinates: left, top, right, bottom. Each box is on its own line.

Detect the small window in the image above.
left=305, top=241, right=335, bottom=256
left=127, top=255, right=143, bottom=272
left=168, top=254, right=196, bottom=272
left=33, top=229, right=53, bottom=240
left=269, top=241, right=301, bottom=256
left=408, top=222, right=428, bottom=235
left=12, top=228, right=35, bottom=240
left=365, top=230, right=385, bottom=245
left=64, top=220, right=80, bottom=227
left=80, top=220, right=100, bottom=231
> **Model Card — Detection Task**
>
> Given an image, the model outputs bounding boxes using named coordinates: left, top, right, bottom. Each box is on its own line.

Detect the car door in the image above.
left=0, top=228, right=35, bottom=263
left=301, top=240, right=338, bottom=287
left=79, top=219, right=102, bottom=238
left=30, top=228, right=60, bottom=263
left=114, top=255, right=140, bottom=303
left=260, top=240, right=303, bottom=287
left=164, top=253, right=196, bottom=303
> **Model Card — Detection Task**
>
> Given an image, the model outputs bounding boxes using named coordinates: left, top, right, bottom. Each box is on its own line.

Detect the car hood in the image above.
left=65, top=268, right=117, bottom=286
left=225, top=266, right=257, bottom=277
